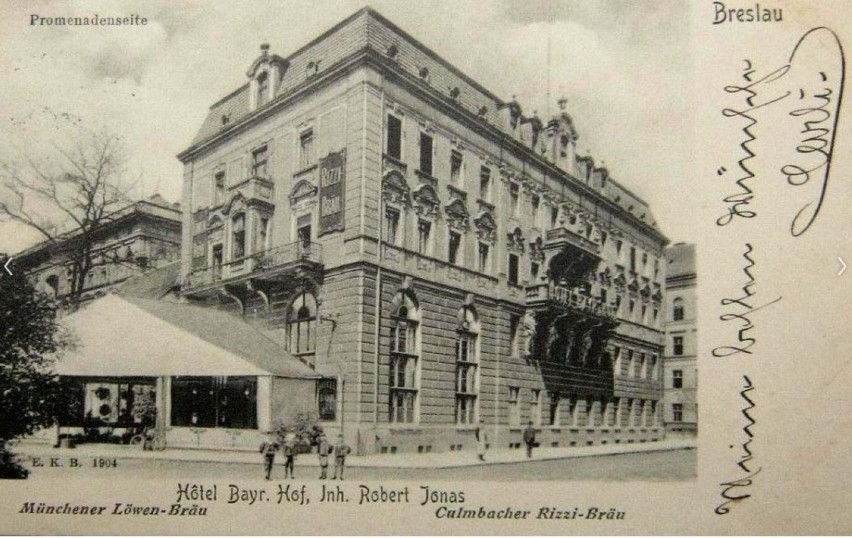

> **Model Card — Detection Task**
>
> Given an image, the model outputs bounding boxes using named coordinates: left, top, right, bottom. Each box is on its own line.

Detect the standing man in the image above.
left=282, top=430, right=297, bottom=479
left=475, top=421, right=488, bottom=462
left=332, top=434, right=351, bottom=480
left=259, top=433, right=280, bottom=480
left=317, top=430, right=331, bottom=480
left=523, top=421, right=536, bottom=459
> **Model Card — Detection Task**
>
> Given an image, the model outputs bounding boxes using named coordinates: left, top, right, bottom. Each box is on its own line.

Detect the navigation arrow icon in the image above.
left=839, top=257, right=847, bottom=277
left=3, top=257, right=12, bottom=276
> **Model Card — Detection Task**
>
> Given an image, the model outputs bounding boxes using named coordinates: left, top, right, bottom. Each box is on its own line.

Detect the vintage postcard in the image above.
left=0, top=0, right=849, bottom=534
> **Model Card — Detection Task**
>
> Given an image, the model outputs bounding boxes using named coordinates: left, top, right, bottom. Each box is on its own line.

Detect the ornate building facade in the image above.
left=14, top=194, right=181, bottom=304
left=177, top=8, right=669, bottom=454
left=662, top=243, right=697, bottom=436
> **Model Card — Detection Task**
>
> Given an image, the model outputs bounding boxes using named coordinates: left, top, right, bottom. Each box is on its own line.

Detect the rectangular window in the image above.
left=455, top=332, right=478, bottom=425
left=450, top=150, right=463, bottom=185
left=417, top=220, right=431, bottom=255
left=550, top=206, right=559, bottom=228
left=635, top=353, right=645, bottom=378
left=479, top=166, right=491, bottom=201
left=529, top=389, right=541, bottom=427
left=672, top=403, right=683, bottom=422
left=549, top=392, right=560, bottom=426
left=384, top=208, right=400, bottom=245
left=672, top=369, right=683, bottom=389
left=448, top=231, right=461, bottom=265
left=299, top=130, right=314, bottom=170
left=387, top=114, right=402, bottom=160
left=477, top=242, right=490, bottom=273
left=531, top=194, right=540, bottom=224
left=231, top=214, right=246, bottom=260
left=673, top=336, right=684, bottom=356
left=251, top=145, right=268, bottom=178
left=317, top=378, right=337, bottom=421
left=508, top=253, right=519, bottom=285
left=530, top=261, right=539, bottom=282
left=211, top=244, right=223, bottom=280
left=508, top=387, right=520, bottom=427
left=297, top=214, right=312, bottom=246
left=419, top=132, right=432, bottom=175
left=630, top=246, right=637, bottom=273
left=214, top=171, right=226, bottom=205
left=510, top=183, right=520, bottom=216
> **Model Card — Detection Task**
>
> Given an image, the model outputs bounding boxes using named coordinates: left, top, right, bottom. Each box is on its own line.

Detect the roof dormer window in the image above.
left=246, top=43, right=287, bottom=112
left=257, top=72, right=269, bottom=107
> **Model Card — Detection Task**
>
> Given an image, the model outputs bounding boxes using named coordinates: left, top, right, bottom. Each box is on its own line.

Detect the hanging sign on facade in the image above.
left=318, top=148, right=346, bottom=236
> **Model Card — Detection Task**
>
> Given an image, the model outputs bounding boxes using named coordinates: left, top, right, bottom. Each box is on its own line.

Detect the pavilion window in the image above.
left=171, top=376, right=257, bottom=429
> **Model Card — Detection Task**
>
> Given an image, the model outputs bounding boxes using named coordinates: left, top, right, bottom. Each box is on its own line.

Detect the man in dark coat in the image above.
left=317, top=431, right=331, bottom=479
left=523, top=421, right=537, bottom=459
left=259, top=433, right=280, bottom=480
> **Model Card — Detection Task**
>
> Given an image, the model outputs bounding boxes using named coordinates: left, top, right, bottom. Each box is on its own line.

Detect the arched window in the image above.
left=389, top=294, right=419, bottom=424
left=286, top=292, right=317, bottom=355
left=455, top=306, right=479, bottom=425
left=672, top=297, right=685, bottom=321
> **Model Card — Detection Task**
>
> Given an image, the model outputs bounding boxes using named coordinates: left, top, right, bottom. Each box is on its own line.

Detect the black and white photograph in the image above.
left=0, top=1, right=849, bottom=535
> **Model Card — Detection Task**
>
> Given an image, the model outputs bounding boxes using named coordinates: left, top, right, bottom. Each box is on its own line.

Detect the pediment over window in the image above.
left=613, top=272, right=627, bottom=289
left=473, top=210, right=497, bottom=243
left=207, top=214, right=224, bottom=230
left=222, top=192, right=247, bottom=216
left=529, top=236, right=544, bottom=262
left=382, top=170, right=411, bottom=206
left=412, top=183, right=440, bottom=218
left=444, top=198, right=470, bottom=231
left=506, top=226, right=525, bottom=253
left=628, top=278, right=640, bottom=293
left=289, top=179, right=318, bottom=205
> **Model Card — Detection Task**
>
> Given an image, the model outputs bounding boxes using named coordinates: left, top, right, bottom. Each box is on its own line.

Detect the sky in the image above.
left=0, top=0, right=694, bottom=253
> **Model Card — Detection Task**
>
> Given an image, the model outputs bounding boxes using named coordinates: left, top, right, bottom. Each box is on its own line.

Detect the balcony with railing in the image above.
left=545, top=226, right=601, bottom=257
left=182, top=241, right=323, bottom=294
left=526, top=283, right=617, bottom=321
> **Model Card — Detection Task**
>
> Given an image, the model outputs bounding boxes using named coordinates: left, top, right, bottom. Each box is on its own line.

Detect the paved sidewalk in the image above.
left=15, top=438, right=695, bottom=469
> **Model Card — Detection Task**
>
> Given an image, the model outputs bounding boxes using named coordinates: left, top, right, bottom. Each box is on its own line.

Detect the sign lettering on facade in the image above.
left=318, top=148, right=346, bottom=236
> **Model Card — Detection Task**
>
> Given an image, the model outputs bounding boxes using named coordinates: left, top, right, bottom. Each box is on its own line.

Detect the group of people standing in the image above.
left=261, top=422, right=540, bottom=479
left=260, top=429, right=351, bottom=481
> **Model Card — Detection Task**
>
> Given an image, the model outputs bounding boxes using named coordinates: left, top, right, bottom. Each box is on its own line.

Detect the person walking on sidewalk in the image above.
left=282, top=430, right=297, bottom=479
left=475, top=421, right=488, bottom=462
left=332, top=434, right=351, bottom=480
left=259, top=433, right=280, bottom=481
left=523, top=421, right=536, bottom=459
left=317, top=431, right=331, bottom=479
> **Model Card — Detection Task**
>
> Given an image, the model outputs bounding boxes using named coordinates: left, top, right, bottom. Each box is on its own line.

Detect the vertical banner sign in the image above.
left=318, top=148, right=346, bottom=236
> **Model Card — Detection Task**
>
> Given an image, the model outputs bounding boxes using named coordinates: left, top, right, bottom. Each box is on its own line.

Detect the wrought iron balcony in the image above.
left=526, top=283, right=617, bottom=320
left=183, top=241, right=323, bottom=291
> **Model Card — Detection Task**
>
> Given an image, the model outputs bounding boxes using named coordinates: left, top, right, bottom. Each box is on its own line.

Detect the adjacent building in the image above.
left=14, top=194, right=182, bottom=304
left=662, top=243, right=697, bottom=436
left=174, top=7, right=669, bottom=454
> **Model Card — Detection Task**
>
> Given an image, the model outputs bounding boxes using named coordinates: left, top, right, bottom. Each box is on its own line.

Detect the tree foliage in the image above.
left=0, top=265, right=70, bottom=477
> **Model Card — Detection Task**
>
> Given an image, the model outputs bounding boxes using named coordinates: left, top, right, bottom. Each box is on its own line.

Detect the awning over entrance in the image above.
left=55, top=294, right=319, bottom=379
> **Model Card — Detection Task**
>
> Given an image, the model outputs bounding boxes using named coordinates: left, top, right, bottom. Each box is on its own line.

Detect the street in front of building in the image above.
left=19, top=448, right=695, bottom=482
